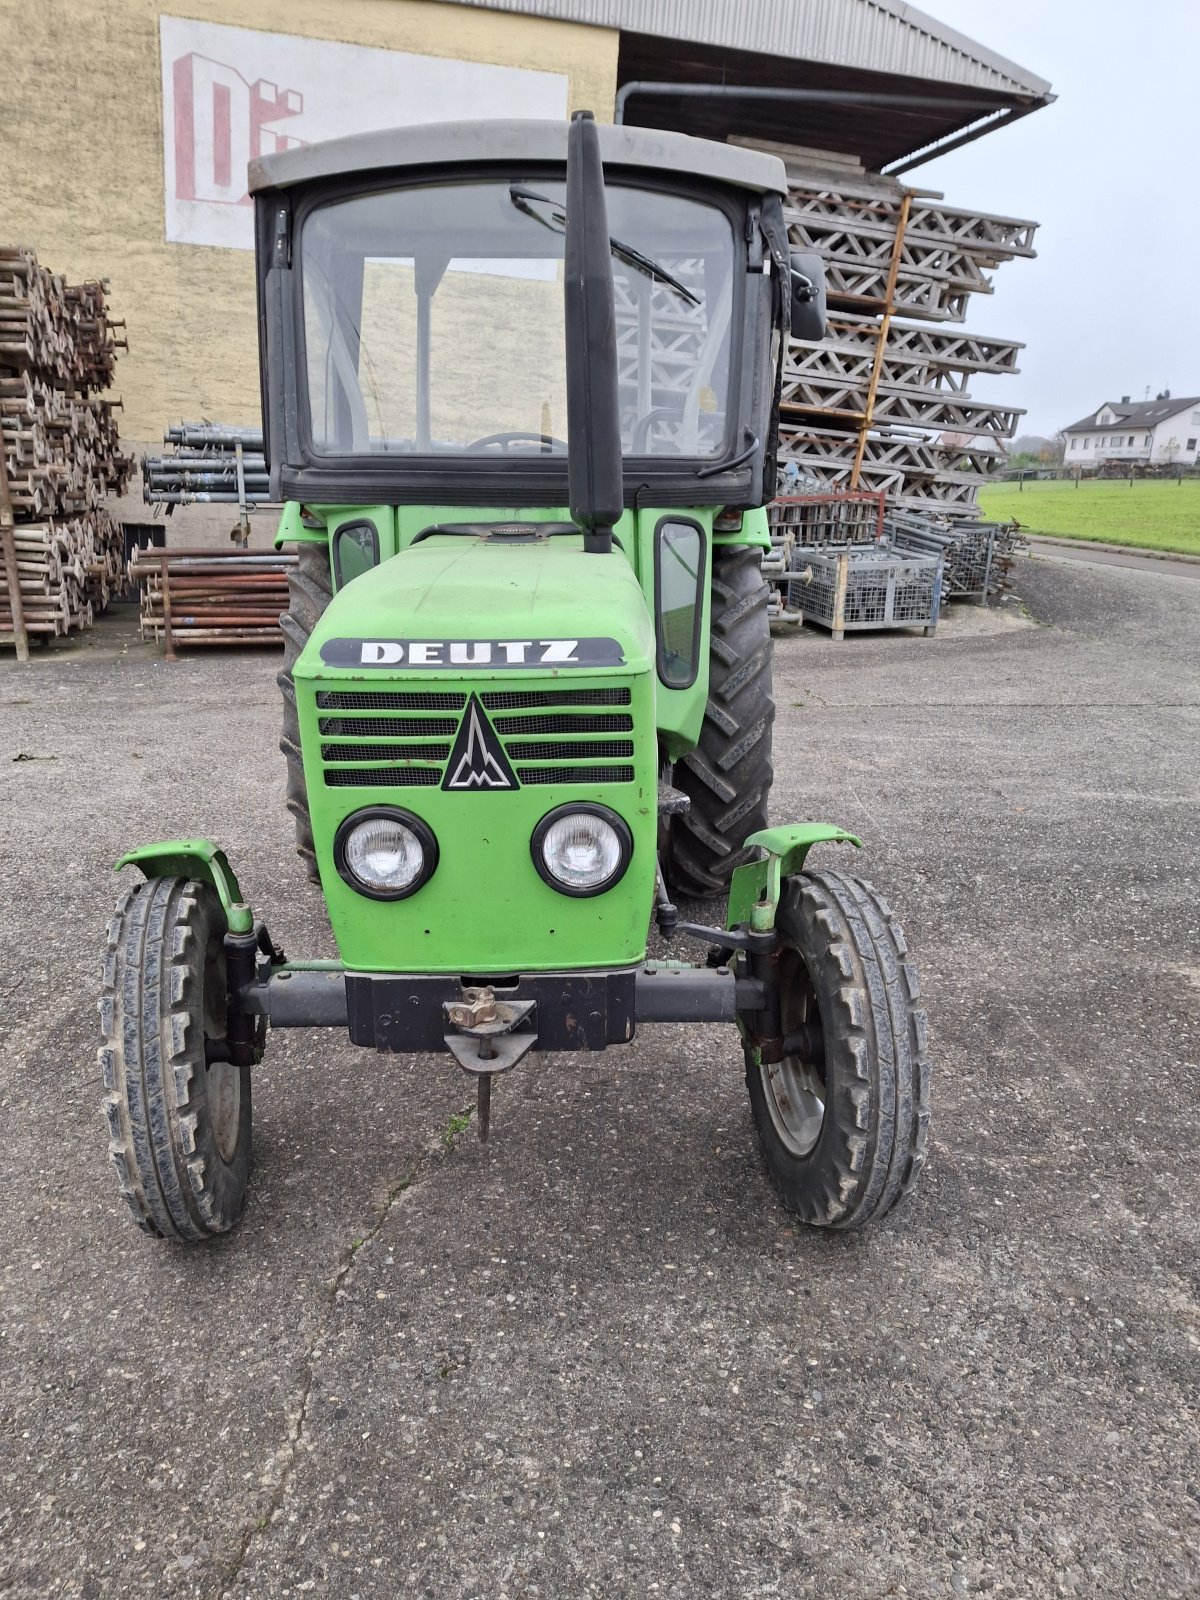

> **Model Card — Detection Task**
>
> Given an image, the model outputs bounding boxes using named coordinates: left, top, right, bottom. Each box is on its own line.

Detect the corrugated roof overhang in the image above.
left=447, top=0, right=1052, bottom=170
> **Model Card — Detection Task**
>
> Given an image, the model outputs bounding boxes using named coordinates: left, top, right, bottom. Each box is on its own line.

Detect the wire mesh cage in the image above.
left=949, top=525, right=996, bottom=596
left=884, top=511, right=1025, bottom=602
left=767, top=491, right=886, bottom=548
left=787, top=547, right=943, bottom=639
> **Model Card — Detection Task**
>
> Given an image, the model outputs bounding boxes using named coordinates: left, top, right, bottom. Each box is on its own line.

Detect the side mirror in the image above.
left=789, top=250, right=827, bottom=343
left=332, top=519, right=380, bottom=589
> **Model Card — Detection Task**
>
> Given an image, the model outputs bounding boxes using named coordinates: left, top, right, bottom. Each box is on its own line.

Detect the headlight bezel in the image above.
left=333, top=806, right=439, bottom=901
left=531, top=803, right=633, bottom=898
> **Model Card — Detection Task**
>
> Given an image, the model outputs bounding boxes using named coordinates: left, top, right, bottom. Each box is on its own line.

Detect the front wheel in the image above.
left=98, top=877, right=255, bottom=1241
left=745, top=869, right=931, bottom=1228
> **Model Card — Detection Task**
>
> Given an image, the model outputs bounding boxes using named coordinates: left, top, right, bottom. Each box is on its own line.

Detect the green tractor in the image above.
left=99, top=114, right=929, bottom=1242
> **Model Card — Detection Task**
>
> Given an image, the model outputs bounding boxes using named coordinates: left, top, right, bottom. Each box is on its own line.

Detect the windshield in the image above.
left=299, top=177, right=737, bottom=459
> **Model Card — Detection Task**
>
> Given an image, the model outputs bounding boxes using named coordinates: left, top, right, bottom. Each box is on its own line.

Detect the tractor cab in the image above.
left=251, top=117, right=822, bottom=519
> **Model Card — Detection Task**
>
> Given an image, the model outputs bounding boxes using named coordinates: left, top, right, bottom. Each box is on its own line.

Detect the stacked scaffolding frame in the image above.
left=776, top=162, right=1036, bottom=515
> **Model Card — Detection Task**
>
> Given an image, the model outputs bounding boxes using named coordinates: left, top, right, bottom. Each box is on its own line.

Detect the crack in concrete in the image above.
left=210, top=1102, right=477, bottom=1599
left=797, top=699, right=1200, bottom=709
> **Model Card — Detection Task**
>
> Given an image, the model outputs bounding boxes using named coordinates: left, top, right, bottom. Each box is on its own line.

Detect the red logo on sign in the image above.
left=173, top=51, right=304, bottom=205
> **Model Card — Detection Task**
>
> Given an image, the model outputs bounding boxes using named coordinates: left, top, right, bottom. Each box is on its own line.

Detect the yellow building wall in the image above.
left=0, top=0, right=619, bottom=443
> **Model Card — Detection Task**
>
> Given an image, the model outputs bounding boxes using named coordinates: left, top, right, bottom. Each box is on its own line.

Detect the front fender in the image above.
left=115, top=840, right=253, bottom=933
left=727, top=823, right=861, bottom=930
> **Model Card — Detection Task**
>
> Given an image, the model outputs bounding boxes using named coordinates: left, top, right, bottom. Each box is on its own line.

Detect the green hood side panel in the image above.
left=294, top=537, right=659, bottom=974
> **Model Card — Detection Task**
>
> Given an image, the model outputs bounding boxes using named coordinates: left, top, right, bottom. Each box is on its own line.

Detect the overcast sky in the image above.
left=898, top=0, right=1199, bottom=439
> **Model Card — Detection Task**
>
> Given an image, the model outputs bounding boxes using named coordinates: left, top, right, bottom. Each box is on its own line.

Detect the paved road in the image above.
left=2, top=554, right=1198, bottom=1598
left=1026, top=536, right=1200, bottom=582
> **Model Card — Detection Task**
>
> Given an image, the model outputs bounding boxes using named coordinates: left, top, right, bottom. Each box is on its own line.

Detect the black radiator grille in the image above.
left=324, top=767, right=441, bottom=788
left=319, top=716, right=460, bottom=737
left=321, top=742, right=452, bottom=764
left=314, top=682, right=638, bottom=788
left=492, top=713, right=634, bottom=736
left=505, top=739, right=634, bottom=761
left=482, top=687, right=631, bottom=710
left=517, top=765, right=636, bottom=786
left=317, top=690, right=467, bottom=712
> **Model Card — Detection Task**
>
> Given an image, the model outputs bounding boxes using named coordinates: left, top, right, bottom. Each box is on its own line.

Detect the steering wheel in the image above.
left=631, top=405, right=683, bottom=453
left=465, top=430, right=568, bottom=453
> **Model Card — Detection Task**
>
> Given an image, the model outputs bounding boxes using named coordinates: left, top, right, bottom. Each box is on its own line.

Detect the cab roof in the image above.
left=248, top=117, right=788, bottom=198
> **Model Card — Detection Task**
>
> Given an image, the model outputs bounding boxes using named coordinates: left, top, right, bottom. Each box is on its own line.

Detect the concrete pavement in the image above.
left=1025, top=535, right=1200, bottom=581
left=1, top=550, right=1198, bottom=1598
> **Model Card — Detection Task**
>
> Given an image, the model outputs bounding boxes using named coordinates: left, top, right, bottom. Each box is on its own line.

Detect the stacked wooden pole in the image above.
left=129, top=547, right=296, bottom=655
left=1, top=511, right=126, bottom=637
left=0, top=246, right=131, bottom=645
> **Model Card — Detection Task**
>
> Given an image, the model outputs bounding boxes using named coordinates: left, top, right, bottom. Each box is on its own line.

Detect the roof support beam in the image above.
left=615, top=80, right=1021, bottom=125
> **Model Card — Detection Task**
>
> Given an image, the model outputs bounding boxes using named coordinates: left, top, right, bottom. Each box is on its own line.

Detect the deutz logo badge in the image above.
left=443, top=696, right=518, bottom=792
left=318, top=637, right=625, bottom=669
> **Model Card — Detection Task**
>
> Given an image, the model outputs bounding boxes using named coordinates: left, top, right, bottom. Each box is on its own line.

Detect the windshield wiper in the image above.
left=607, top=233, right=702, bottom=308
left=509, top=185, right=701, bottom=308
left=509, top=184, right=563, bottom=233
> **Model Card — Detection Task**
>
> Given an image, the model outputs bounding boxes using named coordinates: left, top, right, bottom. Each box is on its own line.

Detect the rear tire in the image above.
left=279, top=542, right=332, bottom=883
left=745, top=869, right=931, bottom=1229
left=99, top=877, right=254, bottom=1241
left=667, top=546, right=774, bottom=898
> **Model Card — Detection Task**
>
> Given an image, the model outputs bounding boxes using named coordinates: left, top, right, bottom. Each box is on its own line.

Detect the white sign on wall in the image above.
left=159, top=15, right=569, bottom=250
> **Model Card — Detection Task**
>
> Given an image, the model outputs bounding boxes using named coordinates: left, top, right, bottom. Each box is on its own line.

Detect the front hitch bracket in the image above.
left=443, top=987, right=538, bottom=1141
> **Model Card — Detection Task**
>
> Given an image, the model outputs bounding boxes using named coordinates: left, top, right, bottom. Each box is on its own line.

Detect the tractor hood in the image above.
left=298, top=534, right=656, bottom=682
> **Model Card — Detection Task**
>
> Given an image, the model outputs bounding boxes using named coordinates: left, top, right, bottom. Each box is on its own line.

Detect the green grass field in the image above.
left=977, top=478, right=1200, bottom=556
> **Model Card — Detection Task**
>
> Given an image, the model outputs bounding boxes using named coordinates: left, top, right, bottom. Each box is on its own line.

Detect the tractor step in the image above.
left=657, top=779, right=691, bottom=816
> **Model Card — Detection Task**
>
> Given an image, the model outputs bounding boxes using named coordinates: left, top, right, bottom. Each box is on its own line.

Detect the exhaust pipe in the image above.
left=564, top=110, right=622, bottom=555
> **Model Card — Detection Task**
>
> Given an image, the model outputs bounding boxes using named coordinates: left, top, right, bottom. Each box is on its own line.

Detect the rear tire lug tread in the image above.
left=667, top=548, right=774, bottom=900
left=278, top=543, right=332, bottom=883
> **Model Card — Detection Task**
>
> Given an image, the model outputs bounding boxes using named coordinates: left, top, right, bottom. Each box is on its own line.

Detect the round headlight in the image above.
left=532, top=805, right=632, bottom=896
left=334, top=808, right=438, bottom=900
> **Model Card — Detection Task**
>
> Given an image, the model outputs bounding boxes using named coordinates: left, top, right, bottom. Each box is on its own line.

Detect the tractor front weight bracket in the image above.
left=230, top=962, right=766, bottom=1040
left=223, top=957, right=770, bottom=1144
